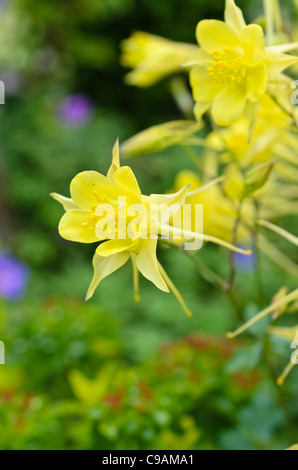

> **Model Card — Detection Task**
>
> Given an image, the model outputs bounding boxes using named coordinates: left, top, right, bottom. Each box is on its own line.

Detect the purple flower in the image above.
left=57, top=94, right=93, bottom=127
left=0, top=0, right=9, bottom=11
left=0, top=253, right=30, bottom=301
left=233, top=247, right=256, bottom=273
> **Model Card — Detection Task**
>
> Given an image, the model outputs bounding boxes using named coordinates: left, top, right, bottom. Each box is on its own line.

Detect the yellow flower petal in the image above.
left=70, top=171, right=117, bottom=210
left=266, top=50, right=298, bottom=80
left=59, top=209, right=99, bottom=243
left=196, top=20, right=242, bottom=53
left=136, top=239, right=169, bottom=292
left=96, top=238, right=138, bottom=257
left=190, top=65, right=224, bottom=103
left=85, top=252, right=129, bottom=301
left=50, top=193, right=78, bottom=211
left=267, top=42, right=298, bottom=53
left=149, top=184, right=190, bottom=211
left=246, top=61, right=267, bottom=102
left=113, top=166, right=142, bottom=201
left=211, top=84, right=247, bottom=126
left=268, top=326, right=298, bottom=342
left=224, top=0, right=246, bottom=32
left=107, top=138, right=120, bottom=180
left=182, top=48, right=211, bottom=67
left=193, top=102, right=210, bottom=122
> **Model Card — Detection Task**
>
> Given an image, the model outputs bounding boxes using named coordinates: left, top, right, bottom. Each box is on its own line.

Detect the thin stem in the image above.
left=169, top=77, right=195, bottom=119
left=160, top=239, right=244, bottom=322
left=277, top=361, right=295, bottom=386
left=253, top=200, right=264, bottom=308
left=158, top=262, right=192, bottom=317
left=160, top=239, right=228, bottom=290
left=181, top=145, right=202, bottom=173
left=273, top=0, right=282, bottom=32
left=263, top=338, right=297, bottom=442
left=259, top=234, right=298, bottom=277
left=263, top=0, right=274, bottom=46
left=131, top=253, right=140, bottom=302
left=226, top=290, right=245, bottom=324
left=258, top=219, right=298, bottom=246
left=227, top=288, right=298, bottom=338
left=226, top=201, right=243, bottom=291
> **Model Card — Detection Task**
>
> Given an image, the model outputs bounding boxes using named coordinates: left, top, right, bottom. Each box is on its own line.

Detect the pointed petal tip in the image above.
left=134, top=294, right=141, bottom=303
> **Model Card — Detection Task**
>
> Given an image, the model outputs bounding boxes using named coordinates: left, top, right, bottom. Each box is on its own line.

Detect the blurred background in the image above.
left=0, top=0, right=297, bottom=450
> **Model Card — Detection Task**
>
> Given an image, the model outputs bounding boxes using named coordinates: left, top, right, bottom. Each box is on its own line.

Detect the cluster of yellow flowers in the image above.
left=52, top=1, right=298, bottom=385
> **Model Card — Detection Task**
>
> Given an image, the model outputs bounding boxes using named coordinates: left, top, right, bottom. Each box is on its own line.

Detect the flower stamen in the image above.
left=158, top=262, right=192, bottom=317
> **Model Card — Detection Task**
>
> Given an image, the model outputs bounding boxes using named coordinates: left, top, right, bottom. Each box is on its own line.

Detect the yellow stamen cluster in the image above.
left=83, top=190, right=109, bottom=230
left=207, top=48, right=247, bottom=85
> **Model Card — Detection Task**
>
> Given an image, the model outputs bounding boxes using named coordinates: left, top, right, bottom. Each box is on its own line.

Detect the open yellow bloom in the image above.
left=189, top=0, right=298, bottom=126
left=51, top=140, right=195, bottom=315
left=121, top=31, right=197, bottom=87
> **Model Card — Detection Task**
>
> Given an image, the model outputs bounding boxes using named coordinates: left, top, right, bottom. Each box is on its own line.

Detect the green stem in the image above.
left=226, top=201, right=243, bottom=292
left=160, top=239, right=228, bottom=291
left=181, top=145, right=202, bottom=173
left=253, top=199, right=264, bottom=308
left=263, top=337, right=297, bottom=442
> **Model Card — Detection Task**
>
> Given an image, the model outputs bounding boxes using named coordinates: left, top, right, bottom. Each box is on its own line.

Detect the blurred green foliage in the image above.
left=0, top=296, right=293, bottom=450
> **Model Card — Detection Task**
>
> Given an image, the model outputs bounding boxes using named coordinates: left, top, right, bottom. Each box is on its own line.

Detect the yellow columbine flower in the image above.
left=287, top=444, right=298, bottom=450
left=51, top=140, right=251, bottom=315
left=189, top=0, right=298, bottom=126
left=121, top=31, right=197, bottom=87
left=51, top=140, right=194, bottom=315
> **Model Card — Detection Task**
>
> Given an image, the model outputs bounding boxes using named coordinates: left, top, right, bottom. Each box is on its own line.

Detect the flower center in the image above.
left=207, top=48, right=247, bottom=85
left=84, top=190, right=150, bottom=240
